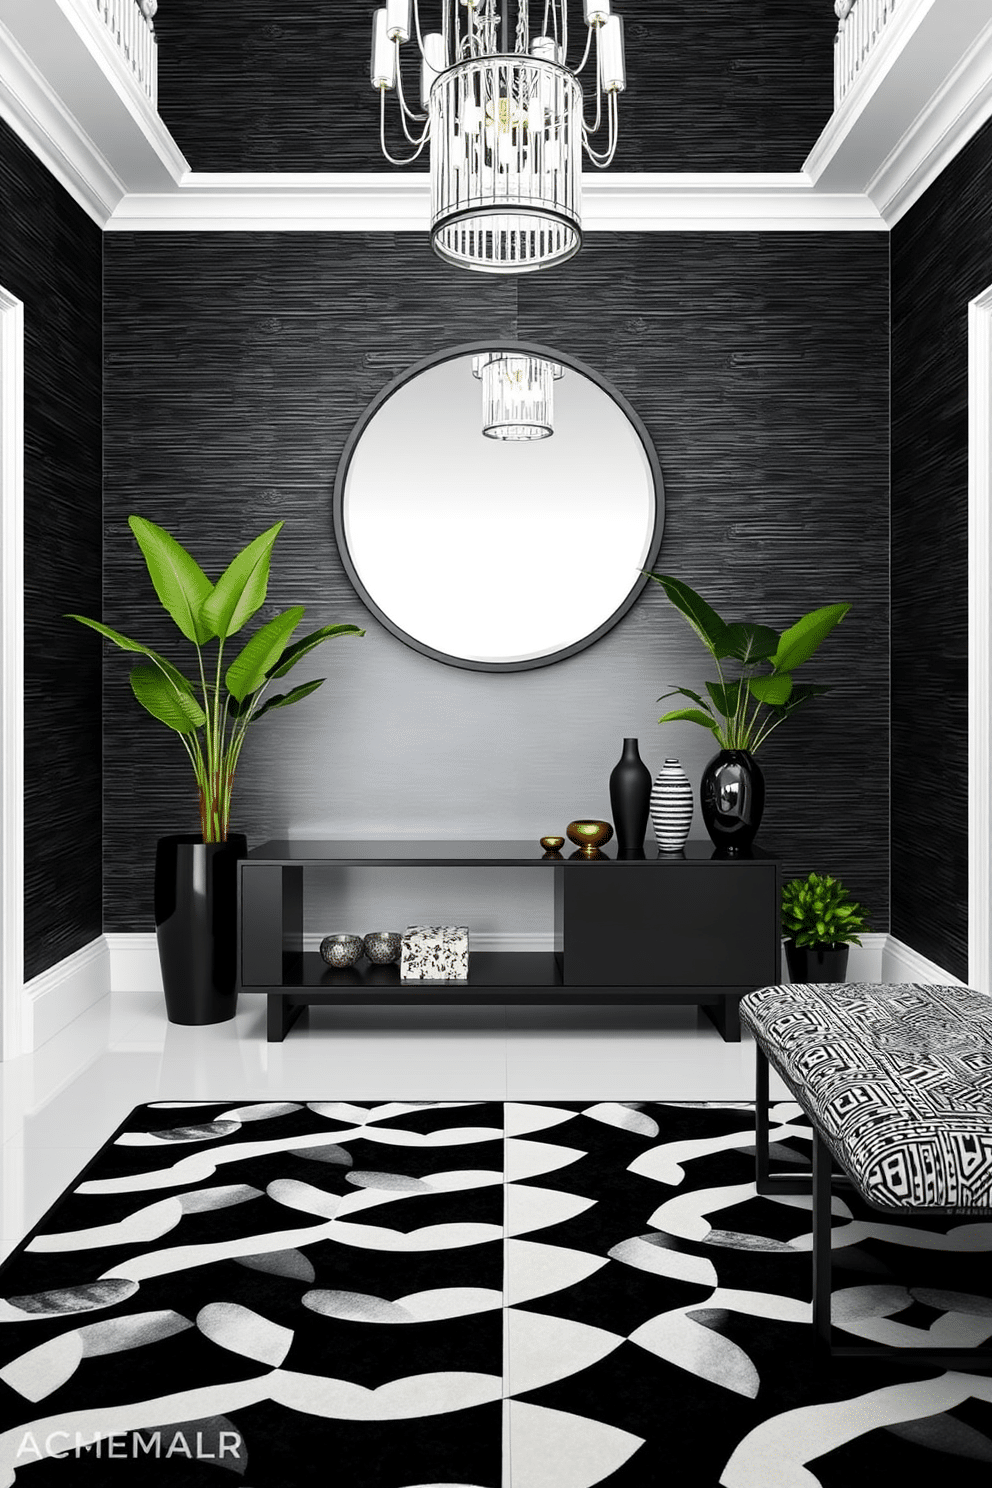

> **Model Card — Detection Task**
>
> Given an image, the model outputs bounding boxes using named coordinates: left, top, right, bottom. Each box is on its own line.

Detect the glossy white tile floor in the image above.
left=0, top=989, right=789, bottom=1266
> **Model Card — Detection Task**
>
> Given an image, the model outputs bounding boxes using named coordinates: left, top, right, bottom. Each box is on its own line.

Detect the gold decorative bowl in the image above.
left=540, top=835, right=565, bottom=852
left=566, top=820, right=614, bottom=857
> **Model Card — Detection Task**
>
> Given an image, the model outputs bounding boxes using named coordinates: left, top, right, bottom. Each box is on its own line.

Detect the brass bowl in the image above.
left=566, top=820, right=614, bottom=857
left=319, top=933, right=364, bottom=968
left=540, top=835, right=565, bottom=852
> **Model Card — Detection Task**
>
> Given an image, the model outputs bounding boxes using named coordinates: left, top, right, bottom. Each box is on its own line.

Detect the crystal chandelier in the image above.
left=371, top=0, right=626, bottom=273
left=473, top=352, right=564, bottom=439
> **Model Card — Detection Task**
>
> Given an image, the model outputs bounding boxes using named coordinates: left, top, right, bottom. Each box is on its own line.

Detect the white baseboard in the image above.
left=23, top=936, right=110, bottom=1051
left=105, top=929, right=965, bottom=996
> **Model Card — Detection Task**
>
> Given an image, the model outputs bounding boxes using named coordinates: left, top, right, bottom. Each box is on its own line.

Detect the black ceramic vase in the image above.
left=154, top=833, right=248, bottom=1025
left=785, top=940, right=850, bottom=983
left=700, top=750, right=765, bottom=854
left=609, top=737, right=652, bottom=855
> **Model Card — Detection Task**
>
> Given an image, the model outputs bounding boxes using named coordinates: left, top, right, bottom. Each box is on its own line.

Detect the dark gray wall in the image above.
left=890, top=115, right=992, bottom=981
left=155, top=0, right=835, bottom=174
left=0, top=118, right=103, bottom=981
left=102, top=229, right=889, bottom=935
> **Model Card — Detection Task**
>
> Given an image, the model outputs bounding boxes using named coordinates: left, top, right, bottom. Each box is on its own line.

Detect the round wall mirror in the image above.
left=333, top=342, right=664, bottom=671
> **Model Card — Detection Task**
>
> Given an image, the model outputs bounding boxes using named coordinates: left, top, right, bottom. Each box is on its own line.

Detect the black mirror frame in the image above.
left=332, top=339, right=665, bottom=672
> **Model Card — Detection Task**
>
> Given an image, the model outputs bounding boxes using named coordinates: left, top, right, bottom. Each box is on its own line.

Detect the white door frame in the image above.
left=968, top=284, right=992, bottom=994
left=0, top=286, right=24, bottom=1061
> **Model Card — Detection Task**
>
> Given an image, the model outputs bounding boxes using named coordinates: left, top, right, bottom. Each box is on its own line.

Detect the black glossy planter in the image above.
left=154, top=833, right=248, bottom=1025
left=700, top=749, right=764, bottom=854
left=784, top=939, right=850, bottom=983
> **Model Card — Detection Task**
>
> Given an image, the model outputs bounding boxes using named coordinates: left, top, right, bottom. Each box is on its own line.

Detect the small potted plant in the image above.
left=781, top=871, right=868, bottom=983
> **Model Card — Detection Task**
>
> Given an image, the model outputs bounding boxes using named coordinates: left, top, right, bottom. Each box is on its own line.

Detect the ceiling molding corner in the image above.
left=869, top=16, right=992, bottom=226
left=0, top=19, right=122, bottom=226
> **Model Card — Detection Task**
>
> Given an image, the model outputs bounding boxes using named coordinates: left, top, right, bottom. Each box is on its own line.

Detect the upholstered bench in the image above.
left=739, top=981, right=992, bottom=1365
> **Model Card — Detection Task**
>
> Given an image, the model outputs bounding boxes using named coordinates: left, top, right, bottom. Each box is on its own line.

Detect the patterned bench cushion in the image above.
left=740, top=982, right=992, bottom=1215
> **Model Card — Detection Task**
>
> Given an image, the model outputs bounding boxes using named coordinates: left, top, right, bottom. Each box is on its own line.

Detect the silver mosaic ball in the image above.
left=320, top=934, right=364, bottom=968
left=363, top=931, right=402, bottom=965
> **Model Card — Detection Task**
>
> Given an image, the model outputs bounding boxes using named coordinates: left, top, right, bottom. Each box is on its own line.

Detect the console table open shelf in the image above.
left=238, top=839, right=780, bottom=1043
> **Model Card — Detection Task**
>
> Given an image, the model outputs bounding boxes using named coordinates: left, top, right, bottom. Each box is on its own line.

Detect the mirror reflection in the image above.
left=334, top=346, right=663, bottom=670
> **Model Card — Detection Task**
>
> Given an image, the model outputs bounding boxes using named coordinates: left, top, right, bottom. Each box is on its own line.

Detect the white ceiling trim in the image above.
left=0, top=18, right=124, bottom=225
left=104, top=171, right=887, bottom=233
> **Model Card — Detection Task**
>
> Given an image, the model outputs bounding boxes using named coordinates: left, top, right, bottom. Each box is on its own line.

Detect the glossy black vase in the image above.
left=609, top=737, right=652, bottom=855
left=154, top=833, right=248, bottom=1025
left=700, top=750, right=764, bottom=854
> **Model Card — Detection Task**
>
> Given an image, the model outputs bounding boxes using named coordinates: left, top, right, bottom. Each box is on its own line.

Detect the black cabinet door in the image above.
left=560, top=861, right=778, bottom=987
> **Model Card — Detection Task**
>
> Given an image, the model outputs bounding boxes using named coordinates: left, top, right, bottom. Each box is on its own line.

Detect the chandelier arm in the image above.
left=560, top=0, right=567, bottom=64
left=379, top=87, right=429, bottom=164
left=582, top=53, right=603, bottom=136
left=584, top=89, right=619, bottom=167
left=394, top=46, right=429, bottom=126
left=515, top=0, right=528, bottom=54
left=574, top=22, right=593, bottom=75
left=412, top=0, right=428, bottom=59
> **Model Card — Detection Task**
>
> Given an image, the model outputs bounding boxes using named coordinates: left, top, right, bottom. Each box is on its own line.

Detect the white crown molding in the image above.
left=0, top=18, right=124, bottom=225
left=869, top=14, right=992, bottom=225
left=105, top=170, right=887, bottom=233
left=968, top=285, right=992, bottom=998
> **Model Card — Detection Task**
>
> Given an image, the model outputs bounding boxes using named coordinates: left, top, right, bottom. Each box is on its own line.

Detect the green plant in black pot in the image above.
left=781, top=871, right=868, bottom=983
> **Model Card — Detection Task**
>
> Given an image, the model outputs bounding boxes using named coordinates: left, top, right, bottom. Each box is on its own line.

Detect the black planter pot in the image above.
left=154, top=833, right=248, bottom=1025
left=609, top=737, right=652, bottom=854
left=784, top=939, right=850, bottom=983
left=700, top=749, right=764, bottom=854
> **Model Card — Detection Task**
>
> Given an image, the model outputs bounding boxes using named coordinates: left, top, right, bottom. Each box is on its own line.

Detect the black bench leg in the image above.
left=812, top=1128, right=834, bottom=1350
left=754, top=1044, right=817, bottom=1196
left=267, top=995, right=308, bottom=1043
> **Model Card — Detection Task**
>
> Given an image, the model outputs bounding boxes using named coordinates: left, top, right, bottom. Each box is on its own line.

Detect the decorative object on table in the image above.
left=320, top=934, right=365, bottom=968
left=608, top=738, right=652, bottom=854
left=370, top=1, right=629, bottom=274
left=781, top=871, right=868, bottom=983
left=566, top=820, right=614, bottom=858
left=400, top=925, right=470, bottom=982
left=649, top=757, right=694, bottom=853
left=700, top=750, right=765, bottom=856
left=68, top=516, right=362, bottom=1024
left=363, top=930, right=403, bottom=965
left=540, top=835, right=565, bottom=853
left=154, top=833, right=247, bottom=1025
left=645, top=573, right=850, bottom=853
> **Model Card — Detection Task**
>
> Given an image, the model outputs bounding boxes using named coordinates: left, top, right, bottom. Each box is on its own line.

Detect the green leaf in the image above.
left=658, top=707, right=720, bottom=731
left=765, top=681, right=832, bottom=719
left=268, top=623, right=364, bottom=679
left=772, top=603, right=850, bottom=674
left=721, top=623, right=779, bottom=665
left=225, top=606, right=305, bottom=703
left=128, top=515, right=214, bottom=645
left=254, top=678, right=325, bottom=719
left=644, top=574, right=730, bottom=658
left=749, top=673, right=793, bottom=706
left=129, top=665, right=206, bottom=734
left=705, top=680, right=741, bottom=717
left=66, top=615, right=195, bottom=695
left=658, top=685, right=716, bottom=712
left=200, top=521, right=284, bottom=641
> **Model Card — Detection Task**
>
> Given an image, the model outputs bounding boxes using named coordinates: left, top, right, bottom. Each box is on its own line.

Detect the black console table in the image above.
left=238, top=840, right=780, bottom=1044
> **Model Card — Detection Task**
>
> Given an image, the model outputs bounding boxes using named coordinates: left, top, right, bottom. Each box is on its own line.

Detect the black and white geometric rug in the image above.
left=1, top=1100, right=991, bottom=1486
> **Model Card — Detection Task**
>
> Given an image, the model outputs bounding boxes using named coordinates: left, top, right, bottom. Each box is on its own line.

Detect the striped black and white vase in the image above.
left=650, top=758, right=694, bottom=851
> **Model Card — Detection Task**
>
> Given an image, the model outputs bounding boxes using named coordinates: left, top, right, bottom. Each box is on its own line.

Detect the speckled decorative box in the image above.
left=400, top=925, right=470, bottom=982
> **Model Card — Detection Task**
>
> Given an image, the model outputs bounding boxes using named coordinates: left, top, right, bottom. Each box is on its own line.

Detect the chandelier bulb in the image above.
left=385, top=0, right=411, bottom=44
left=584, top=0, right=611, bottom=26
left=370, top=10, right=396, bottom=91
left=600, top=15, right=626, bottom=93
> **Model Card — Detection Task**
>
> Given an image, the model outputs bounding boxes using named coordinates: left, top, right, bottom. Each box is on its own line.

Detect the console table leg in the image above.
left=812, top=1128, right=834, bottom=1350
left=267, top=995, right=307, bottom=1043
left=702, top=994, right=742, bottom=1042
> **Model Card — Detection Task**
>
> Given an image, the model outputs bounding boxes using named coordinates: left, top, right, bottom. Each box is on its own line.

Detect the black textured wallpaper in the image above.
left=155, top=0, right=835, bottom=174
left=0, top=118, right=103, bottom=981
left=890, top=115, right=992, bottom=982
left=102, top=230, right=889, bottom=934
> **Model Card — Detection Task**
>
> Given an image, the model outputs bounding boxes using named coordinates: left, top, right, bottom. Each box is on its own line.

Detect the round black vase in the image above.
left=609, top=737, right=652, bottom=855
left=784, top=940, right=850, bottom=983
left=699, top=750, right=764, bottom=854
left=154, top=833, right=248, bottom=1025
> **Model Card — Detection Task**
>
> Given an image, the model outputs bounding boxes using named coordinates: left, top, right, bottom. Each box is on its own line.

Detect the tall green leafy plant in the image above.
left=69, top=516, right=363, bottom=842
left=646, top=574, right=850, bottom=754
